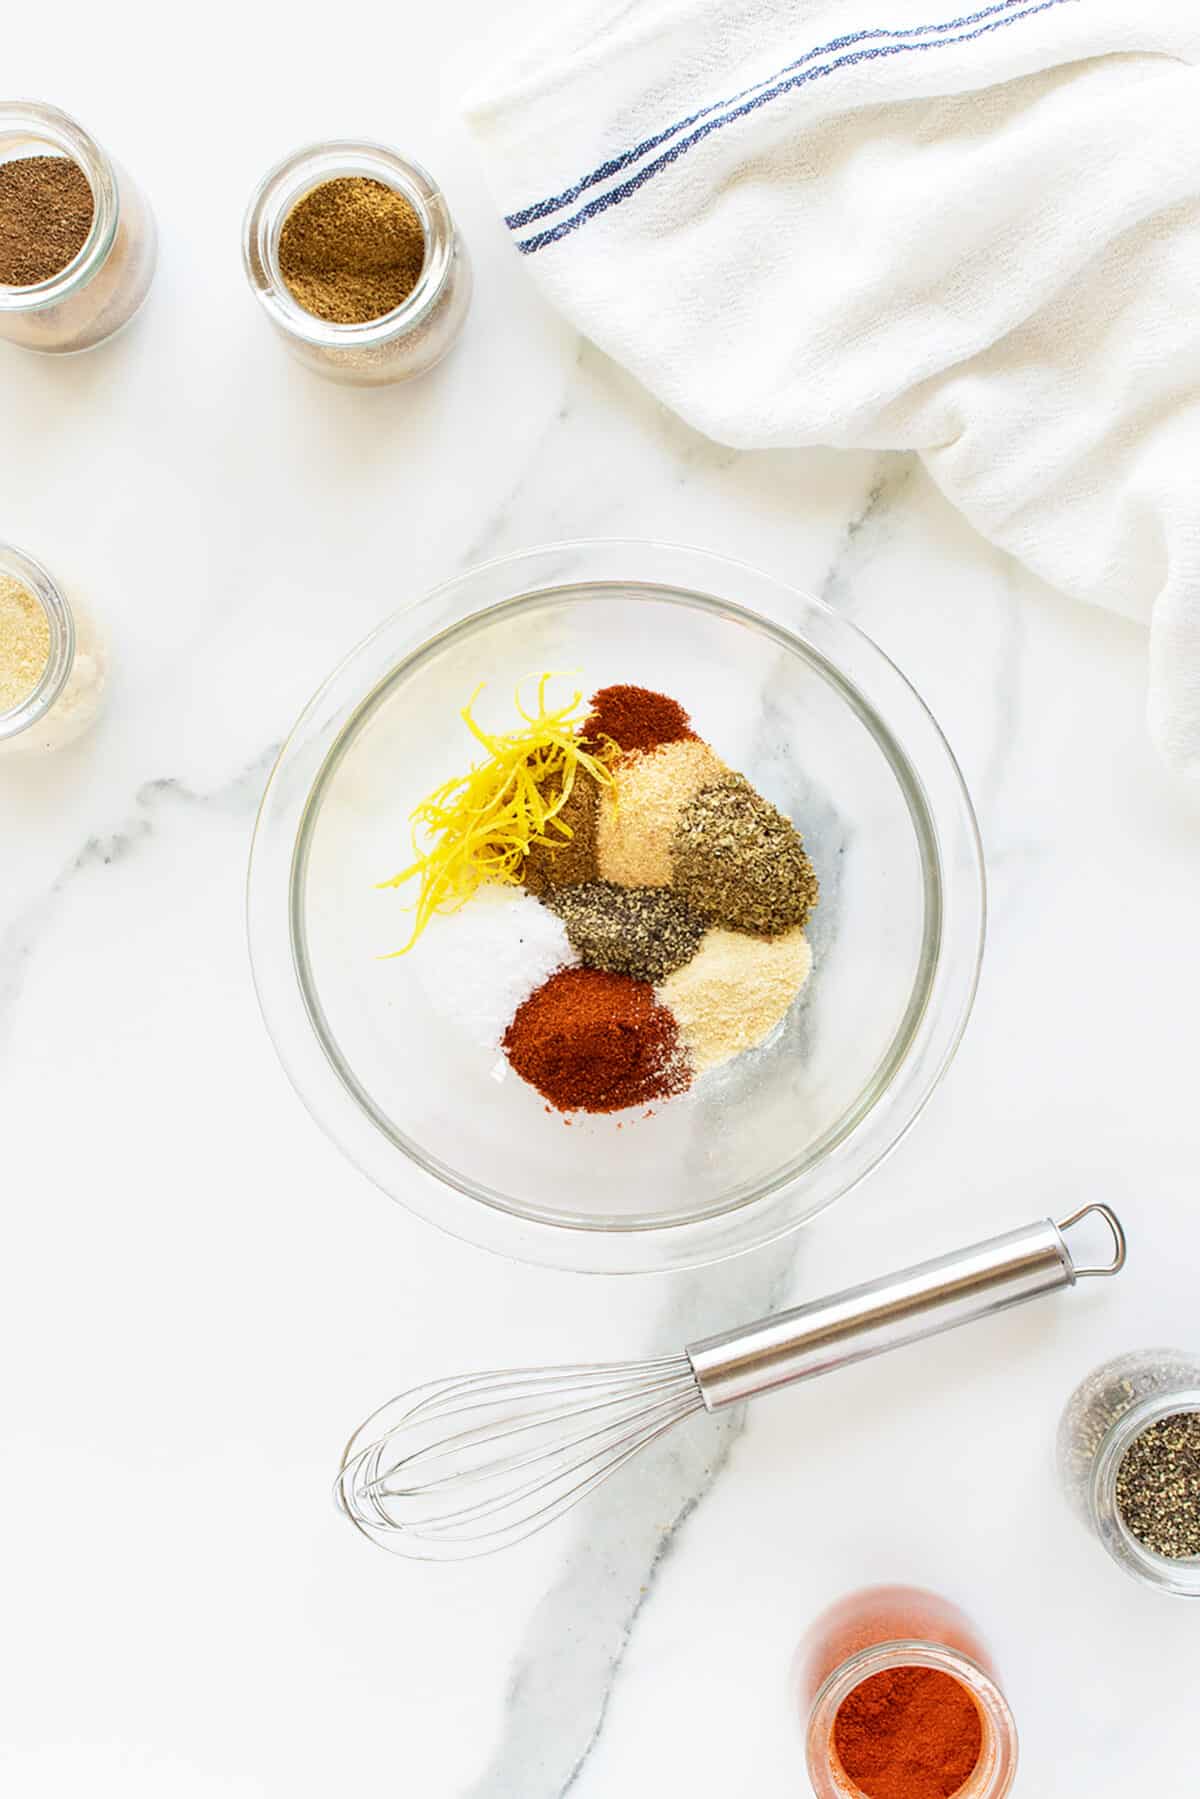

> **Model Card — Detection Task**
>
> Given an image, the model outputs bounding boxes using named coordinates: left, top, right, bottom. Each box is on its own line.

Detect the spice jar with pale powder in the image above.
left=0, top=101, right=156, bottom=354
left=242, top=140, right=471, bottom=386
left=798, top=1586, right=1018, bottom=1799
left=0, top=545, right=107, bottom=757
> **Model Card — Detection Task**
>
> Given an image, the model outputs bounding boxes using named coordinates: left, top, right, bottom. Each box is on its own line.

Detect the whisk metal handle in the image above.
left=686, top=1205, right=1126, bottom=1412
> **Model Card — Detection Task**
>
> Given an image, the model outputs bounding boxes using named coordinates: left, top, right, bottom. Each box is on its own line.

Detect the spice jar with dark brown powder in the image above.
left=243, top=140, right=471, bottom=386
left=0, top=156, right=94, bottom=286
left=0, top=101, right=156, bottom=354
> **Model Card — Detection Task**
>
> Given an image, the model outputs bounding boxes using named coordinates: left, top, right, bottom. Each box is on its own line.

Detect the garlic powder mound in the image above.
left=658, top=926, right=813, bottom=1072
left=0, top=575, right=50, bottom=712
left=596, top=738, right=725, bottom=887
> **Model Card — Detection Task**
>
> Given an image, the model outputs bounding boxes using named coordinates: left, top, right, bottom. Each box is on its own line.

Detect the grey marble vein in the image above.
left=0, top=745, right=278, bottom=1057
left=969, top=563, right=1028, bottom=834
left=462, top=1238, right=798, bottom=1799
left=818, top=454, right=915, bottom=615
left=461, top=494, right=871, bottom=1794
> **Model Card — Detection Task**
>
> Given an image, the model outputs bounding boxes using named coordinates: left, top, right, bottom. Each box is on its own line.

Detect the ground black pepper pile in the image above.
left=1116, top=1411, right=1200, bottom=1559
left=548, top=882, right=708, bottom=983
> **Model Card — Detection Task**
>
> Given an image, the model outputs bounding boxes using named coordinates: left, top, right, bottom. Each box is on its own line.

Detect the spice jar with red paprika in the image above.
left=797, top=1586, right=1018, bottom=1799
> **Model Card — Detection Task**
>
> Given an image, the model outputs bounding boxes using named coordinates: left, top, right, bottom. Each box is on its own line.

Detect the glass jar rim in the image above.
left=0, top=100, right=119, bottom=311
left=1088, top=1383, right=1200, bottom=1595
left=806, top=1638, right=1018, bottom=1799
left=241, top=139, right=455, bottom=348
left=0, top=543, right=76, bottom=739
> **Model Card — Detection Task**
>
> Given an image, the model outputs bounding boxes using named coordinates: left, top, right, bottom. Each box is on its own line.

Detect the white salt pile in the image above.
left=411, top=883, right=577, bottom=1050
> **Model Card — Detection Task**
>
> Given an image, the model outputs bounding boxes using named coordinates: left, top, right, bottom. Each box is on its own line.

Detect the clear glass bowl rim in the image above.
left=246, top=539, right=986, bottom=1274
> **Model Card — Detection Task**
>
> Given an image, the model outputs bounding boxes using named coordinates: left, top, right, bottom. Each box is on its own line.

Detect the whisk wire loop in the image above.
left=336, top=1213, right=1127, bottom=1561
left=336, top=1356, right=704, bottom=1559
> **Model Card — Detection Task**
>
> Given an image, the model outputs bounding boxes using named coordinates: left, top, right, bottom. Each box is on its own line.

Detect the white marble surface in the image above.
left=4, top=10, right=1200, bottom=1796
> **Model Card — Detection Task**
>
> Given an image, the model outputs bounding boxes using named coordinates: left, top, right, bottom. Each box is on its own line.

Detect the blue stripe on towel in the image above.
left=505, top=0, right=1035, bottom=231
left=514, top=0, right=1075, bottom=254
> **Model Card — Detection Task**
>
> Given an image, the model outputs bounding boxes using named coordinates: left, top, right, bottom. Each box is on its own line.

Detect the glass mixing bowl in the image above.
left=248, top=541, right=984, bottom=1273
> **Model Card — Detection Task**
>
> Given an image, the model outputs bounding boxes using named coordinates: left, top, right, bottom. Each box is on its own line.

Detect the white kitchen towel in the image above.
left=465, top=1, right=1200, bottom=776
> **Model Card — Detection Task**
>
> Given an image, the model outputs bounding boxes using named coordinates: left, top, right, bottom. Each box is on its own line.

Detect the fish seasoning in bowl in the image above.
left=0, top=545, right=107, bottom=757
left=798, top=1586, right=1018, bottom=1799
left=0, top=101, right=156, bottom=353
left=243, top=139, right=471, bottom=386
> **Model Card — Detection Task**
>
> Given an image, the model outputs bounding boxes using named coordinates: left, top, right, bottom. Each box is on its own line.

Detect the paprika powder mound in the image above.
left=833, top=1667, right=982, bottom=1799
left=502, top=965, right=691, bottom=1113
left=584, top=683, right=696, bottom=755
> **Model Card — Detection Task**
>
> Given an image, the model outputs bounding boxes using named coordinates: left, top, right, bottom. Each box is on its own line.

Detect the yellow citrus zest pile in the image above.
left=380, top=674, right=616, bottom=955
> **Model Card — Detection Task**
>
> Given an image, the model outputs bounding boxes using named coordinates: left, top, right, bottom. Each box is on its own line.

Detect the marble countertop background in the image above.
left=4, top=6, right=1200, bottom=1795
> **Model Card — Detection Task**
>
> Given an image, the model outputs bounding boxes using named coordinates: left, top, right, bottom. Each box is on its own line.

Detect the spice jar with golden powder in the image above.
left=0, top=101, right=156, bottom=354
left=0, top=544, right=107, bottom=757
left=242, top=140, right=471, bottom=386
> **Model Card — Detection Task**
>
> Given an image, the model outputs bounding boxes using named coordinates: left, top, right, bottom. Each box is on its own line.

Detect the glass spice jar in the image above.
left=0, top=101, right=156, bottom=354
left=0, top=544, right=107, bottom=757
left=241, top=140, right=472, bottom=387
left=1057, top=1347, right=1200, bottom=1597
left=797, top=1586, right=1018, bottom=1799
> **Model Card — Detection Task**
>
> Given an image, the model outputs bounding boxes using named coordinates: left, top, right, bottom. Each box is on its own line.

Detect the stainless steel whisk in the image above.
left=337, top=1205, right=1125, bottom=1561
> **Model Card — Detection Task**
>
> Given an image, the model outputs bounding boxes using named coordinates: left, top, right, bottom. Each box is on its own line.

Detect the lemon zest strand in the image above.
left=380, top=675, right=615, bottom=955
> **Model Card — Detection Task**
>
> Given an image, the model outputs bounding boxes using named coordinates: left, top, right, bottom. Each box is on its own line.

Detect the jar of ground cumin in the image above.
left=242, top=139, right=472, bottom=386
left=0, top=101, right=156, bottom=354
left=798, top=1586, right=1018, bottom=1799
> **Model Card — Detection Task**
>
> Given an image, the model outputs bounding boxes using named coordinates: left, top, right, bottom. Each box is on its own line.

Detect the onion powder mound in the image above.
left=657, top=926, right=813, bottom=1071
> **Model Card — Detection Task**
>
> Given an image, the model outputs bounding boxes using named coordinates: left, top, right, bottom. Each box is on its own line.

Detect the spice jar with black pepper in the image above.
left=0, top=543, right=107, bottom=757
left=242, top=140, right=471, bottom=386
left=1058, top=1347, right=1200, bottom=1596
left=0, top=101, right=156, bottom=354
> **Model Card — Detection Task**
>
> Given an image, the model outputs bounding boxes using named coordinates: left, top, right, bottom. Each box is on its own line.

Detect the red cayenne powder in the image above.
left=584, top=684, right=696, bottom=755
left=833, top=1667, right=982, bottom=1799
left=503, top=966, right=691, bottom=1113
